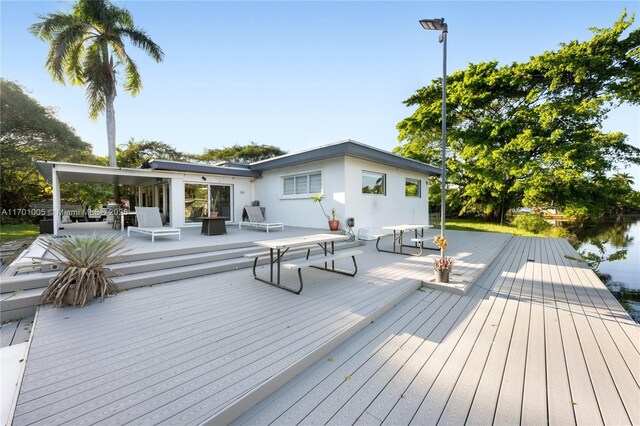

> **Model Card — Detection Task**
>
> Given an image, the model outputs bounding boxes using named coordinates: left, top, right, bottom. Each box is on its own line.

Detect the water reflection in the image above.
left=566, top=215, right=640, bottom=291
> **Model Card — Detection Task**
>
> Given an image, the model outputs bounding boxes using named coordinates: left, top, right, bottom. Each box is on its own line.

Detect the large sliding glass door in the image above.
left=210, top=185, right=231, bottom=219
left=184, top=183, right=233, bottom=224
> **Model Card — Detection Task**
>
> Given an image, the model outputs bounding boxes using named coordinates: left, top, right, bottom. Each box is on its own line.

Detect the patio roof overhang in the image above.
left=35, top=160, right=185, bottom=185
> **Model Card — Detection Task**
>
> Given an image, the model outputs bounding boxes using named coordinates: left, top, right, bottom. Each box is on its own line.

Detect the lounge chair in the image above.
left=127, top=207, right=181, bottom=242
left=239, top=206, right=284, bottom=233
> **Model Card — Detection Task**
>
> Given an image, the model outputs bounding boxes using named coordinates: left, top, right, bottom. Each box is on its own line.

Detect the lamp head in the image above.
left=419, top=18, right=447, bottom=32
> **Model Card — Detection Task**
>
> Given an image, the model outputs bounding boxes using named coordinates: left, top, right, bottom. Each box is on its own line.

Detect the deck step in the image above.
left=1, top=246, right=269, bottom=293
left=0, top=241, right=362, bottom=321
left=204, top=278, right=422, bottom=425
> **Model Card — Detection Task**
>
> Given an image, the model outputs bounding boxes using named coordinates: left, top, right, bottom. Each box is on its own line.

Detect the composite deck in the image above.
left=10, top=231, right=638, bottom=425
left=234, top=237, right=640, bottom=426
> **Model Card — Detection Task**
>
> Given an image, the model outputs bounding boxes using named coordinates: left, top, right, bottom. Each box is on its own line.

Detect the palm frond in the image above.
left=65, top=40, right=86, bottom=85
left=119, top=27, right=164, bottom=62
left=44, top=23, right=88, bottom=84
left=29, top=12, right=78, bottom=40
left=123, top=57, right=142, bottom=95
left=73, top=0, right=107, bottom=26
left=83, top=43, right=110, bottom=120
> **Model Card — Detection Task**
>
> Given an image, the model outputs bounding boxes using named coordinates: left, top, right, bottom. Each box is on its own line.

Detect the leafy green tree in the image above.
left=117, top=139, right=188, bottom=168
left=30, top=0, right=164, bottom=167
left=396, top=11, right=640, bottom=221
left=198, top=143, right=286, bottom=164
left=1, top=79, right=96, bottom=213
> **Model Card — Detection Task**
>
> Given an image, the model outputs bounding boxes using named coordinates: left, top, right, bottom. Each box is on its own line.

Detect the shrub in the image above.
left=511, top=214, right=551, bottom=234
left=546, top=226, right=571, bottom=238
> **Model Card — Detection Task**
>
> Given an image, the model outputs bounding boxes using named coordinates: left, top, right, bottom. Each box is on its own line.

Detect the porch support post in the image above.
left=162, top=183, right=168, bottom=215
left=169, top=178, right=184, bottom=228
left=425, top=175, right=430, bottom=227
left=52, top=165, right=60, bottom=236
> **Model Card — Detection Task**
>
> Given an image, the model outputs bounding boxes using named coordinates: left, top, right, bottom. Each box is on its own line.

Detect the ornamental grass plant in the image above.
left=39, top=234, right=128, bottom=307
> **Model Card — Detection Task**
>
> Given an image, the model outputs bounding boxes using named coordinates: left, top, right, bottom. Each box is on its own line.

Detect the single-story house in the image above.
left=35, top=139, right=441, bottom=235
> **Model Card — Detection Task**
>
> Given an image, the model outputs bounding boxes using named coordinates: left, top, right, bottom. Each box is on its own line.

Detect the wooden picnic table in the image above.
left=249, top=233, right=361, bottom=294
left=377, top=224, right=437, bottom=256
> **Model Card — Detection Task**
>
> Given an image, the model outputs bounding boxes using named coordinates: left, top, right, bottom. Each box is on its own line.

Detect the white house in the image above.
left=35, top=140, right=441, bottom=235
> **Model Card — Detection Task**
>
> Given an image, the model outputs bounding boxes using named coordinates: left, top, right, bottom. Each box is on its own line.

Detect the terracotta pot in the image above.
left=210, top=211, right=219, bottom=218
left=434, top=269, right=450, bottom=283
left=328, top=220, right=340, bottom=231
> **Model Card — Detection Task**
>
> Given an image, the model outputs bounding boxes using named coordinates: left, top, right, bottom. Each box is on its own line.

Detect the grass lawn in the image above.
left=445, top=218, right=542, bottom=237
left=0, top=223, right=40, bottom=243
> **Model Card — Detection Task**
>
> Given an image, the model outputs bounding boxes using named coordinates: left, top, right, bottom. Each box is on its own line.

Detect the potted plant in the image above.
left=210, top=207, right=219, bottom=218
left=328, top=208, right=340, bottom=231
left=39, top=234, right=128, bottom=307
left=311, top=194, right=340, bottom=231
left=433, top=235, right=453, bottom=283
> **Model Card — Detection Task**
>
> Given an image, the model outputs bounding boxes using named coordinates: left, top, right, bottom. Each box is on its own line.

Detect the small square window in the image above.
left=362, top=171, right=386, bottom=195
left=405, top=178, right=421, bottom=197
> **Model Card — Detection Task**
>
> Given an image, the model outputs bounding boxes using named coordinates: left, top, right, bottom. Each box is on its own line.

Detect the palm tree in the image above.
left=30, top=0, right=163, bottom=167
left=612, top=172, right=635, bottom=187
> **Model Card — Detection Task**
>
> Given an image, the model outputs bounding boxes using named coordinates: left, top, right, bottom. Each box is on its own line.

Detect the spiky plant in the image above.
left=40, top=234, right=128, bottom=307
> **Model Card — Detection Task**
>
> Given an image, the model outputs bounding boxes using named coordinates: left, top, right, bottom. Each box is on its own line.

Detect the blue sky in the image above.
left=1, top=1, right=639, bottom=186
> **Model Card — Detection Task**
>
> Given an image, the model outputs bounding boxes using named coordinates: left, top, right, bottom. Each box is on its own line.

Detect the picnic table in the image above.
left=375, top=224, right=437, bottom=256
left=247, top=233, right=362, bottom=294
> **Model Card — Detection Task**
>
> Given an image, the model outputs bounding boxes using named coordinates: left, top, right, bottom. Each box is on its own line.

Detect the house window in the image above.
left=362, top=171, right=386, bottom=195
left=282, top=171, right=322, bottom=197
left=405, top=178, right=421, bottom=197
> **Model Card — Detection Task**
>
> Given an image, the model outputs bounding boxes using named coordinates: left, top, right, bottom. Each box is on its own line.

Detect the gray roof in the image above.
left=250, top=139, right=442, bottom=175
left=143, top=159, right=260, bottom=177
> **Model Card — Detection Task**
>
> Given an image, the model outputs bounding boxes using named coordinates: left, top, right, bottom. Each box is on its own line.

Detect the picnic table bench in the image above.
left=247, top=234, right=362, bottom=294
left=375, top=224, right=437, bottom=256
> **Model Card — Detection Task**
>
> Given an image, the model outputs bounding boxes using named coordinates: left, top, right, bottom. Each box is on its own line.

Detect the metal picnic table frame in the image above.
left=376, top=224, right=438, bottom=256
left=251, top=233, right=357, bottom=294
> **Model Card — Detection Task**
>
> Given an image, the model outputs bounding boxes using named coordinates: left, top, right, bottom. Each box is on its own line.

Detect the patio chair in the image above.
left=127, top=207, right=181, bottom=243
left=239, top=206, right=284, bottom=233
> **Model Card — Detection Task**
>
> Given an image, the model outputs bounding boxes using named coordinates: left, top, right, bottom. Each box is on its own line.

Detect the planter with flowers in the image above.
left=433, top=235, right=454, bottom=283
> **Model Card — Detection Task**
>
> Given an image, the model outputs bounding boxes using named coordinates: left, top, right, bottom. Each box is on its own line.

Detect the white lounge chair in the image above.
left=127, top=207, right=181, bottom=243
left=239, top=206, right=284, bottom=233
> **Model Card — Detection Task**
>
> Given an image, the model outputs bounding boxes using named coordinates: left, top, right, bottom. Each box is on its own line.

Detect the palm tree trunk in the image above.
left=106, top=90, right=117, bottom=167
left=105, top=89, right=120, bottom=201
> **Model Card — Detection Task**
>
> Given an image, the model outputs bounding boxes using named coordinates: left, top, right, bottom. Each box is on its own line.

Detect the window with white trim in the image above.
left=405, top=178, right=421, bottom=197
left=282, top=171, right=322, bottom=197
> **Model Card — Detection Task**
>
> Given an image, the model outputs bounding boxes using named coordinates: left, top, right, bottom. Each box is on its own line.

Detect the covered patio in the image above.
left=34, top=160, right=258, bottom=235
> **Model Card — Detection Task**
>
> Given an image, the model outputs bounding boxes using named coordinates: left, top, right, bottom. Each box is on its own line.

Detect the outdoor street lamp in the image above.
left=419, top=17, right=448, bottom=241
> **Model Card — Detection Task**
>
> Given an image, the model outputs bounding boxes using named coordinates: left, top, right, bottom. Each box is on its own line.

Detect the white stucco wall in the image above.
left=343, top=156, right=430, bottom=232
left=253, top=158, right=346, bottom=229
left=252, top=156, right=431, bottom=232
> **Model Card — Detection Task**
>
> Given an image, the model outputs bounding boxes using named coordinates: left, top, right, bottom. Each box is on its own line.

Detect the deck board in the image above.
left=539, top=237, right=575, bottom=426
left=236, top=235, right=640, bottom=426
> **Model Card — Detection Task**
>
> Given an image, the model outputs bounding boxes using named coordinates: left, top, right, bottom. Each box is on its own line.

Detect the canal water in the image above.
left=567, top=216, right=640, bottom=291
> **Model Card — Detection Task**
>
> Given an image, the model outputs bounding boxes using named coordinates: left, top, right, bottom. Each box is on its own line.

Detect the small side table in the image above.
left=200, top=217, right=227, bottom=235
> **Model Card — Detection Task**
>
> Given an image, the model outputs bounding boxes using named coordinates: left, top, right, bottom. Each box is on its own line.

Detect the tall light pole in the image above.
left=419, top=17, right=448, bottom=241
